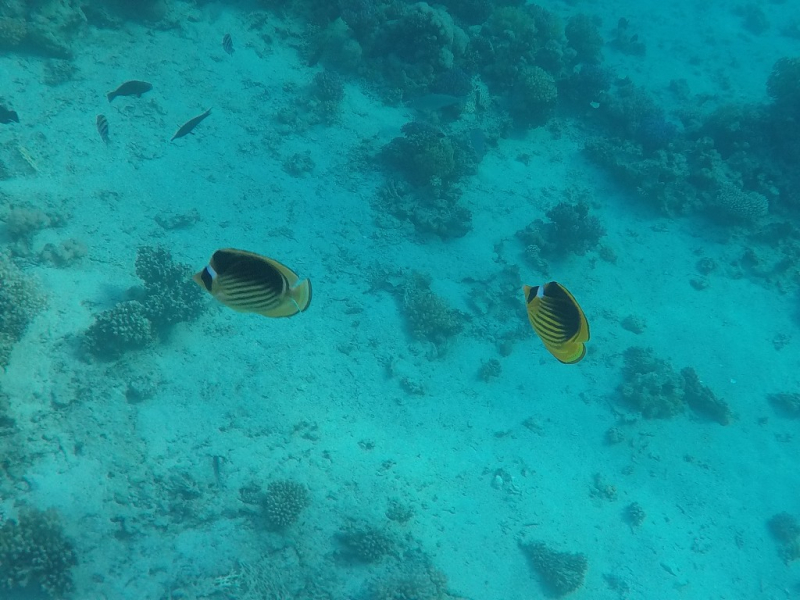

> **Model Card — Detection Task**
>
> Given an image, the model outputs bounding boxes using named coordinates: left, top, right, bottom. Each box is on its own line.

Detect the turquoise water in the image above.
left=0, top=1, right=798, bottom=598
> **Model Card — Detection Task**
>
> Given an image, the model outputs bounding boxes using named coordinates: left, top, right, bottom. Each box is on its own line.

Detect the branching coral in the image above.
left=510, top=65, right=558, bottom=125
left=564, top=14, right=603, bottom=65
left=0, top=252, right=45, bottom=367
left=337, top=523, right=395, bottom=563
left=134, top=245, right=205, bottom=332
left=262, top=480, right=310, bottom=531
left=0, top=507, right=77, bottom=599
left=83, top=300, right=154, bottom=358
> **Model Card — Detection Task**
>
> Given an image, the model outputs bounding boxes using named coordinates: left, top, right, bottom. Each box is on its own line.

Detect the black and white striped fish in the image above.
left=222, top=33, right=234, bottom=55
left=96, top=114, right=109, bottom=144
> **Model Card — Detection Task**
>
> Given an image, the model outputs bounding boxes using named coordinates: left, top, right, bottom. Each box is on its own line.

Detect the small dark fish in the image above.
left=193, top=248, right=312, bottom=318
left=107, top=80, right=152, bottom=103
left=408, top=94, right=467, bottom=112
left=222, top=33, right=234, bottom=55
left=171, top=108, right=211, bottom=141
left=523, top=282, right=590, bottom=364
left=0, top=106, right=19, bottom=124
left=96, top=114, right=109, bottom=144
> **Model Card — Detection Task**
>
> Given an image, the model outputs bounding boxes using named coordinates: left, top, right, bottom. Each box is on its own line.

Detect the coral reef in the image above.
left=375, top=179, right=473, bottom=239
left=564, top=14, right=603, bottom=65
left=0, top=252, right=45, bottom=367
left=681, top=368, right=732, bottom=425
left=134, top=245, right=205, bottom=332
left=767, top=512, right=800, bottom=564
left=517, top=197, right=606, bottom=264
left=509, top=65, right=558, bottom=125
left=401, top=272, right=464, bottom=351
left=382, top=122, right=457, bottom=187
left=478, top=358, right=501, bottom=381
left=367, top=557, right=448, bottom=600
left=262, top=480, right=310, bottom=531
left=39, top=238, right=87, bottom=267
left=374, top=2, right=465, bottom=87
left=476, top=4, right=564, bottom=89
left=767, top=57, right=800, bottom=113
left=82, top=246, right=203, bottom=359
left=83, top=300, right=154, bottom=358
left=710, top=183, right=769, bottom=223
left=767, top=392, right=800, bottom=418
left=520, top=540, right=588, bottom=597
left=619, top=347, right=685, bottom=419
left=385, top=499, right=414, bottom=524
left=560, top=64, right=612, bottom=107
left=337, top=523, right=395, bottom=563
left=0, top=507, right=77, bottom=598
left=624, top=502, right=646, bottom=529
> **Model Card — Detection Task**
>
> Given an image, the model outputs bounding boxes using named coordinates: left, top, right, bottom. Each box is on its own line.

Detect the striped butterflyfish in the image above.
left=193, top=248, right=311, bottom=318
left=523, top=282, right=589, bottom=364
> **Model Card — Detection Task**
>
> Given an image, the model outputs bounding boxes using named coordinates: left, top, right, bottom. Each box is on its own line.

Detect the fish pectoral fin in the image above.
left=290, top=279, right=312, bottom=312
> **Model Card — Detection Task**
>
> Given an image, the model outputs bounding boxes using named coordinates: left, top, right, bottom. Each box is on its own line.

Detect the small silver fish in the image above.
left=96, top=114, right=109, bottom=144
left=222, top=33, right=234, bottom=55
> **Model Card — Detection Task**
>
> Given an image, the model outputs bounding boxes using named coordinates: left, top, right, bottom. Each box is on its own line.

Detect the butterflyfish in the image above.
left=222, top=33, right=234, bottom=55
left=523, top=282, right=589, bottom=364
left=96, top=114, right=109, bottom=144
left=193, top=248, right=311, bottom=318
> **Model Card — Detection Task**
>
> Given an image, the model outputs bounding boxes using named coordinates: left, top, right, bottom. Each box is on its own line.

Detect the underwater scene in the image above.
left=0, top=0, right=799, bottom=598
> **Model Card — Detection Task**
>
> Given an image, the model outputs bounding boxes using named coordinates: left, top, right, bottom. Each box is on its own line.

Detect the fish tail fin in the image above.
left=290, top=279, right=312, bottom=312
